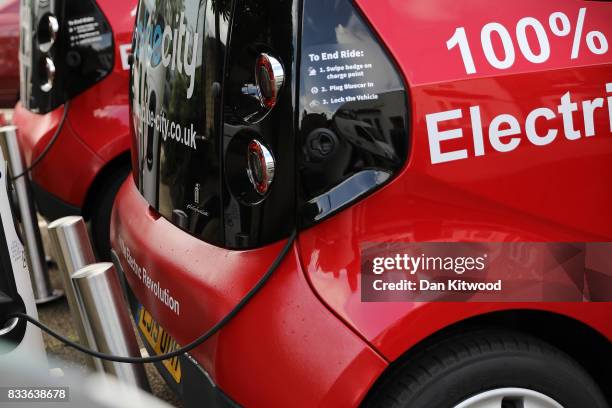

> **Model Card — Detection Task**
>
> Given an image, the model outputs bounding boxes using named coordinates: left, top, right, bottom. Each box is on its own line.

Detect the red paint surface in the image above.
left=359, top=0, right=612, bottom=85
left=0, top=0, right=19, bottom=107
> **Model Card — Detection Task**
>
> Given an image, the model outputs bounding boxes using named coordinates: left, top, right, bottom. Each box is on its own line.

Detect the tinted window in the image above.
left=131, top=0, right=231, bottom=245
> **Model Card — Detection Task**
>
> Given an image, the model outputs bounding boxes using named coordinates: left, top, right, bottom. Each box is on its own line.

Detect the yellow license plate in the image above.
left=138, top=307, right=182, bottom=383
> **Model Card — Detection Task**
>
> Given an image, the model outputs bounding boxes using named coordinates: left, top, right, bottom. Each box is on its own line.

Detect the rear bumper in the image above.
left=111, top=247, right=239, bottom=408
left=110, top=177, right=387, bottom=407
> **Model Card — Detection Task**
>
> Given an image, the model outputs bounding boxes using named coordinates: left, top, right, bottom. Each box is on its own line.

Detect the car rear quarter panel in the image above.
left=296, top=0, right=612, bottom=361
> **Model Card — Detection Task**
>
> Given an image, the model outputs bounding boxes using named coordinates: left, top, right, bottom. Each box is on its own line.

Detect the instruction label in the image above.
left=67, top=16, right=103, bottom=47
left=303, top=44, right=381, bottom=110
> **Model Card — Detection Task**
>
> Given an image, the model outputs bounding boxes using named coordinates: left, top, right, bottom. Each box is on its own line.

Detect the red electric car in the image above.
left=111, top=0, right=612, bottom=407
left=0, top=0, right=19, bottom=108
left=12, top=0, right=135, bottom=258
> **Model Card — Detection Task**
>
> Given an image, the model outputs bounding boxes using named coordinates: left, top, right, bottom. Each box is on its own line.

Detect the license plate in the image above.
left=137, top=306, right=182, bottom=383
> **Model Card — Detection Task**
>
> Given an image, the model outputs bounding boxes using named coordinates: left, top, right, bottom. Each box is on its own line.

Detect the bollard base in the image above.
left=34, top=288, right=64, bottom=305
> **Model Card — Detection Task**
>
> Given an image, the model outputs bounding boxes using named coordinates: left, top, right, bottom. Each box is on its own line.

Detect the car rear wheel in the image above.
left=90, top=164, right=129, bottom=260
left=362, top=329, right=608, bottom=408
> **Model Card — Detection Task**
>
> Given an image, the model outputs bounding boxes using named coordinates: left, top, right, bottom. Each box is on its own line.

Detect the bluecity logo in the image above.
left=133, top=11, right=199, bottom=99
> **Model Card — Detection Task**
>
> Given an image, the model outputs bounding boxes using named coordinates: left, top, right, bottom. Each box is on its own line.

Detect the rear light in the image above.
left=37, top=14, right=59, bottom=52
left=247, top=140, right=275, bottom=196
left=236, top=53, right=286, bottom=123
left=221, top=1, right=296, bottom=248
left=255, top=53, right=284, bottom=110
left=40, top=57, right=55, bottom=92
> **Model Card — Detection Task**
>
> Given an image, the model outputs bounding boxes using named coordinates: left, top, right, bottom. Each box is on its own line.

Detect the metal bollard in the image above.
left=0, top=126, right=62, bottom=304
left=47, top=216, right=102, bottom=371
left=72, top=263, right=150, bottom=390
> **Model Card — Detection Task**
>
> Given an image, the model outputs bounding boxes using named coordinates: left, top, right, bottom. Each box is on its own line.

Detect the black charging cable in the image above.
left=11, top=100, right=71, bottom=181
left=6, top=229, right=297, bottom=363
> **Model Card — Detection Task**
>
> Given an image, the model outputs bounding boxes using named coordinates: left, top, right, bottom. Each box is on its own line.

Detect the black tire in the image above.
left=362, top=329, right=608, bottom=408
left=90, top=164, right=130, bottom=260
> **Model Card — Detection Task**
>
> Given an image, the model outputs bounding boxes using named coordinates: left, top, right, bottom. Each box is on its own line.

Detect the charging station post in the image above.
left=0, top=126, right=62, bottom=304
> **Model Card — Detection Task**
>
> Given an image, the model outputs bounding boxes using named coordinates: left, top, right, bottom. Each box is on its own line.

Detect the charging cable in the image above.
left=5, top=229, right=297, bottom=363
left=11, top=100, right=71, bottom=181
